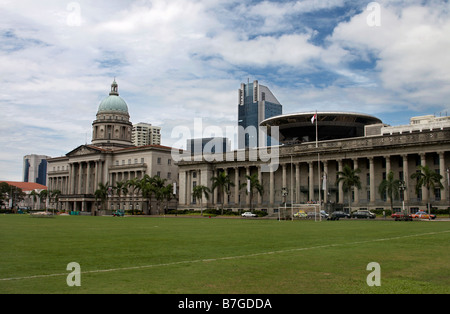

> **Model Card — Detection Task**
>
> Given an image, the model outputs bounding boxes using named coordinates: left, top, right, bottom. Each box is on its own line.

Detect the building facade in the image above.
left=47, top=81, right=178, bottom=214
left=177, top=114, right=450, bottom=214
left=238, top=80, right=282, bottom=148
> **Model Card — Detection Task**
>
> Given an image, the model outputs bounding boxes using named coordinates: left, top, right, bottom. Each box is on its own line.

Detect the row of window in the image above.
left=114, top=157, right=172, bottom=166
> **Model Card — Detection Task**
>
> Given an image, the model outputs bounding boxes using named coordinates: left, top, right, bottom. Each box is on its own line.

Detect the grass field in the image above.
left=0, top=214, right=449, bottom=294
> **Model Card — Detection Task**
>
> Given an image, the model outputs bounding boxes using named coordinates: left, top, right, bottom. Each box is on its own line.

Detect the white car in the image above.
left=241, top=211, right=257, bottom=217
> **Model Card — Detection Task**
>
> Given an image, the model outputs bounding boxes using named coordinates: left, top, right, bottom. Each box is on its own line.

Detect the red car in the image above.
left=391, top=212, right=412, bottom=221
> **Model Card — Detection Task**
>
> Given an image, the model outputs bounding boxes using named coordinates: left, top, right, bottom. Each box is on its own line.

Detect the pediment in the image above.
left=66, top=145, right=103, bottom=157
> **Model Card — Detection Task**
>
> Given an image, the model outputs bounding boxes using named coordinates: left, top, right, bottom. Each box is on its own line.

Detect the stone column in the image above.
left=338, top=159, right=344, bottom=204
left=308, top=161, right=314, bottom=201
left=257, top=165, right=262, bottom=206
left=323, top=160, right=328, bottom=204
left=402, top=155, right=409, bottom=202
left=234, top=167, right=239, bottom=206
left=420, top=153, right=427, bottom=203
left=295, top=163, right=300, bottom=204
left=224, top=168, right=229, bottom=206
left=245, top=166, right=250, bottom=207
left=77, top=163, right=82, bottom=195
left=439, top=152, right=448, bottom=203
left=69, top=163, right=74, bottom=194
left=369, top=157, right=375, bottom=204
left=86, top=162, right=91, bottom=194
left=179, top=170, right=187, bottom=205
left=385, top=155, right=391, bottom=204
left=353, top=158, right=359, bottom=205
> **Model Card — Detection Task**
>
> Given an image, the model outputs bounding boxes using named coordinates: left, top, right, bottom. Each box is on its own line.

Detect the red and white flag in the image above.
left=311, top=113, right=317, bottom=124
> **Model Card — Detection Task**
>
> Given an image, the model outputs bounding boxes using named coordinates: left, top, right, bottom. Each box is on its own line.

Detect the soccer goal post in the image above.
left=291, top=204, right=322, bottom=222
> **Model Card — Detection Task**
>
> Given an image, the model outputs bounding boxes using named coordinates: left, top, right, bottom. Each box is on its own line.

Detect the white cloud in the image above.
left=0, top=0, right=449, bottom=181
left=329, top=1, right=450, bottom=107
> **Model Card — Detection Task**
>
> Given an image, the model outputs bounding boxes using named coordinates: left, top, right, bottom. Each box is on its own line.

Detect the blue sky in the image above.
left=1, top=0, right=449, bottom=181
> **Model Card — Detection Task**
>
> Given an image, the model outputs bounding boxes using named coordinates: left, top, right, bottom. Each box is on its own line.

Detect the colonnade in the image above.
left=179, top=151, right=449, bottom=210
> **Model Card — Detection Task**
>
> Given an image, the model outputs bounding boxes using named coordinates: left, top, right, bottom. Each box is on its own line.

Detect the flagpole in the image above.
left=315, top=110, right=318, bottom=148
left=316, top=110, right=321, bottom=219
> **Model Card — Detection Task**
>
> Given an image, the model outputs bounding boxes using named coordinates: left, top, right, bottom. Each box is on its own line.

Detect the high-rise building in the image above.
left=238, top=80, right=282, bottom=149
left=187, top=137, right=231, bottom=155
left=132, top=122, right=161, bottom=146
left=23, top=154, right=51, bottom=186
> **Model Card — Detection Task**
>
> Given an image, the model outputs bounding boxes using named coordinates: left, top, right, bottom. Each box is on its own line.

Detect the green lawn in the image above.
left=0, top=215, right=449, bottom=294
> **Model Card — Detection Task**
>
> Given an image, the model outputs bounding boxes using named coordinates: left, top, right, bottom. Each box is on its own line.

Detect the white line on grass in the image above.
left=1, top=230, right=449, bottom=282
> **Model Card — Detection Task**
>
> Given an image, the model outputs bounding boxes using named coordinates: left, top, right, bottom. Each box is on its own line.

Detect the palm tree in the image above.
left=140, top=174, right=156, bottom=215
left=411, top=165, right=443, bottom=215
left=161, top=183, right=174, bottom=214
left=94, top=182, right=109, bottom=212
left=51, top=189, right=61, bottom=213
left=336, top=164, right=361, bottom=214
left=211, top=171, right=234, bottom=215
left=378, top=171, right=401, bottom=213
left=30, top=190, right=39, bottom=210
left=39, top=189, right=48, bottom=211
left=240, top=173, right=263, bottom=212
left=153, top=176, right=167, bottom=215
left=126, top=177, right=141, bottom=214
left=192, top=185, right=211, bottom=216
left=114, top=181, right=128, bottom=211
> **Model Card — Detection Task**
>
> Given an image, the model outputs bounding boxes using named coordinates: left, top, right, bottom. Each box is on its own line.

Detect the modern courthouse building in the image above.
left=46, top=80, right=178, bottom=213
left=178, top=111, right=450, bottom=215
left=238, top=80, right=282, bottom=148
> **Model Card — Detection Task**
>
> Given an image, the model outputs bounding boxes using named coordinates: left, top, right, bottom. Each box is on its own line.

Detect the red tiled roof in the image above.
left=0, top=181, right=47, bottom=191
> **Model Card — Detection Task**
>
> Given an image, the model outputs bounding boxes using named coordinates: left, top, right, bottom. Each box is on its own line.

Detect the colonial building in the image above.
left=46, top=80, right=178, bottom=214
left=177, top=112, right=450, bottom=214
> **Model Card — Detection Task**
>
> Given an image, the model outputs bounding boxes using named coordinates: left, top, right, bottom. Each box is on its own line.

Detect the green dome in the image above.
left=97, top=79, right=129, bottom=113
left=98, top=95, right=129, bottom=113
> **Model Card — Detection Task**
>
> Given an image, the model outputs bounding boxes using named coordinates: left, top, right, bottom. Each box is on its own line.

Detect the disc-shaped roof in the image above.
left=260, top=111, right=382, bottom=144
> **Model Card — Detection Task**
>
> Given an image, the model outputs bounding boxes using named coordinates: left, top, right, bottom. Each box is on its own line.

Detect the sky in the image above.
left=1, top=0, right=449, bottom=181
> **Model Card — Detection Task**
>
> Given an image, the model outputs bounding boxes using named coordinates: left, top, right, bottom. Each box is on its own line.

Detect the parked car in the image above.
left=241, top=211, right=257, bottom=217
left=351, top=210, right=376, bottom=219
left=307, top=210, right=329, bottom=219
left=327, top=211, right=351, bottom=220
left=411, top=210, right=436, bottom=220
left=391, top=212, right=413, bottom=221
left=293, top=210, right=307, bottom=218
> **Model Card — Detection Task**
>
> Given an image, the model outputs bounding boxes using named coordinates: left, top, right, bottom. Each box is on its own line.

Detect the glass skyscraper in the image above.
left=23, top=154, right=50, bottom=186
left=238, top=80, right=282, bottom=149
